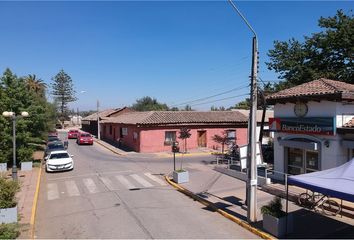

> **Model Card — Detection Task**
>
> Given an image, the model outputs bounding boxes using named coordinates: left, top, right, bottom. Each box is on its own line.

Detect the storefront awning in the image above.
left=279, top=139, right=319, bottom=151
left=342, top=140, right=354, bottom=149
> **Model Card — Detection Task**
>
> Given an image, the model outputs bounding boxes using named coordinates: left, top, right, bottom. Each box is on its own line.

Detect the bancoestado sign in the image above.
left=269, top=117, right=336, bottom=135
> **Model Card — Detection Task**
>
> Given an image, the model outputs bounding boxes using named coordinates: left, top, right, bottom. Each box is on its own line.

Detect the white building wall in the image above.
left=273, top=100, right=354, bottom=177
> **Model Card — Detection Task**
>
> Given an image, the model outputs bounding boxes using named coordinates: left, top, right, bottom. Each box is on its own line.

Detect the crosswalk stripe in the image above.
left=47, top=183, right=59, bottom=200
left=83, top=178, right=99, bottom=194
left=100, top=177, right=116, bottom=190
left=116, top=175, right=136, bottom=189
left=130, top=174, right=153, bottom=188
left=65, top=180, right=80, bottom=197
left=144, top=173, right=167, bottom=186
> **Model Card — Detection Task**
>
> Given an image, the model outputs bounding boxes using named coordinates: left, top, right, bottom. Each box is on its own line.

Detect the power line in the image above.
left=170, top=84, right=249, bottom=107
left=189, top=93, right=249, bottom=107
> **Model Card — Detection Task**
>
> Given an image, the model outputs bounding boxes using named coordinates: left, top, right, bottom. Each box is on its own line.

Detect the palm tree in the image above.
left=25, top=74, right=47, bottom=98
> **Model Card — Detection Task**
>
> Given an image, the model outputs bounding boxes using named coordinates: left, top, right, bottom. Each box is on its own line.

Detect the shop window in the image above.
left=288, top=148, right=303, bottom=167
left=164, top=131, right=176, bottom=145
left=306, top=151, right=319, bottom=171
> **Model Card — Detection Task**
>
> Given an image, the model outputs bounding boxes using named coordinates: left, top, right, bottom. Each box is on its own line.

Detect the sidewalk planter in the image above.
left=173, top=170, right=189, bottom=184
left=262, top=213, right=293, bottom=238
left=261, top=196, right=293, bottom=238
left=0, top=206, right=17, bottom=224
left=20, top=161, right=33, bottom=171
left=0, top=163, right=7, bottom=172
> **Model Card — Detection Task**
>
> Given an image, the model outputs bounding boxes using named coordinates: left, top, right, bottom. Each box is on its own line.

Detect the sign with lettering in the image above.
left=269, top=117, right=335, bottom=135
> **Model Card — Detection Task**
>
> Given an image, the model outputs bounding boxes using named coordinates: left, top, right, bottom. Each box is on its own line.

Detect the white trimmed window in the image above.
left=164, top=131, right=176, bottom=145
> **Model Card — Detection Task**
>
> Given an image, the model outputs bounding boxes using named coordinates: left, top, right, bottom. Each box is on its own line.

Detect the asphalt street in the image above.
left=34, top=134, right=258, bottom=239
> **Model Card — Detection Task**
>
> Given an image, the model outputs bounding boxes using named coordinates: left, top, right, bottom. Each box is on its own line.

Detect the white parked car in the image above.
left=46, top=150, right=74, bottom=172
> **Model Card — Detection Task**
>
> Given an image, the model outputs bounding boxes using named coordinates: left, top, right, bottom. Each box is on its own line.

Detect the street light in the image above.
left=2, top=111, right=29, bottom=180
left=228, top=0, right=258, bottom=223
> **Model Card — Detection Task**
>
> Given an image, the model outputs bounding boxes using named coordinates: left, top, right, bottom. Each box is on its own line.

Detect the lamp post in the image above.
left=228, top=0, right=258, bottom=223
left=2, top=111, right=29, bottom=181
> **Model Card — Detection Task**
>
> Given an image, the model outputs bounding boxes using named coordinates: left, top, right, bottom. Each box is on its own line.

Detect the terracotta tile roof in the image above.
left=232, top=109, right=274, bottom=123
left=82, top=108, right=121, bottom=121
left=101, top=111, right=248, bottom=126
left=266, top=79, right=354, bottom=102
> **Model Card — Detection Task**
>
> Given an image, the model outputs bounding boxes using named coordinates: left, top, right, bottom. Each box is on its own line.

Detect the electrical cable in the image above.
left=189, top=93, right=249, bottom=107
left=170, top=84, right=249, bottom=108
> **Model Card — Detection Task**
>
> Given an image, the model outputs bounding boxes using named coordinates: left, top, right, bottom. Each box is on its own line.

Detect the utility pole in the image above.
left=97, top=99, right=101, bottom=140
left=228, top=0, right=258, bottom=223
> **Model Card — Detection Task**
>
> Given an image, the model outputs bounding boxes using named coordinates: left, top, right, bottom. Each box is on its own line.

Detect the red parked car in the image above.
left=68, top=129, right=79, bottom=139
left=76, top=132, right=93, bottom=145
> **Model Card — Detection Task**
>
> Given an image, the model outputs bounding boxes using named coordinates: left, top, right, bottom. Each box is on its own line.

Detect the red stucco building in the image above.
left=100, top=111, right=249, bottom=153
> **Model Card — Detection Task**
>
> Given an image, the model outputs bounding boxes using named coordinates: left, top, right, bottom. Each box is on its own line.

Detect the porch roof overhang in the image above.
left=337, top=127, right=354, bottom=134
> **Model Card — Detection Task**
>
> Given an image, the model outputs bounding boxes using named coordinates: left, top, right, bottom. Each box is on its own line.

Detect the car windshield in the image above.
left=48, top=144, right=64, bottom=150
left=49, top=153, right=70, bottom=159
left=48, top=136, right=59, bottom=141
left=81, top=134, right=91, bottom=137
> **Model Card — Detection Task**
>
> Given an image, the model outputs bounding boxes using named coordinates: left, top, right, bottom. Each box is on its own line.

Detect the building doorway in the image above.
left=286, top=147, right=320, bottom=175
left=197, top=130, right=207, bottom=147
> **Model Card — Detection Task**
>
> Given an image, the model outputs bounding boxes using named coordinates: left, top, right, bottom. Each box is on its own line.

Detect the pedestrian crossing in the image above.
left=45, top=172, right=167, bottom=201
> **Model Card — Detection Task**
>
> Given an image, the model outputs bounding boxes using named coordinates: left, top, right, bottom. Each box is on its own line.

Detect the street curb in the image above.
left=30, top=164, right=42, bottom=239
left=164, top=176, right=275, bottom=240
left=94, top=139, right=126, bottom=156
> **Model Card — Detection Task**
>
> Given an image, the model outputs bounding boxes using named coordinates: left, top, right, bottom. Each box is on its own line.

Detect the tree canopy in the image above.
left=0, top=69, right=56, bottom=164
left=267, top=10, right=353, bottom=90
left=51, top=70, right=77, bottom=121
left=131, top=96, right=168, bottom=111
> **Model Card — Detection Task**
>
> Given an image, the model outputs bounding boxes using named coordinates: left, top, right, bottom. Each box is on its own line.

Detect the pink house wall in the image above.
left=140, top=127, right=247, bottom=153
left=101, top=123, right=248, bottom=153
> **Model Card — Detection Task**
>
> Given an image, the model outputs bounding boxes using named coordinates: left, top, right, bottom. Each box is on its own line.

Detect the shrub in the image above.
left=261, top=196, right=287, bottom=218
left=0, top=223, right=20, bottom=239
left=0, top=178, right=20, bottom=209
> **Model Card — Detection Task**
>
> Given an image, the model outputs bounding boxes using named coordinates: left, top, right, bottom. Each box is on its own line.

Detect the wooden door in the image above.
left=197, top=131, right=207, bottom=147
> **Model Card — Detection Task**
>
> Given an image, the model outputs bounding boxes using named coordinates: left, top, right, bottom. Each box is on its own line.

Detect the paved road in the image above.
left=34, top=134, right=257, bottom=239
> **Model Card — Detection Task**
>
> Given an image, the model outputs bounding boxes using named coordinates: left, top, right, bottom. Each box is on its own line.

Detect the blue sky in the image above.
left=0, top=1, right=352, bottom=111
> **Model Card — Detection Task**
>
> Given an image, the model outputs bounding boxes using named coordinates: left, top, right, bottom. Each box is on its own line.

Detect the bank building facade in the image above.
left=266, top=78, right=354, bottom=177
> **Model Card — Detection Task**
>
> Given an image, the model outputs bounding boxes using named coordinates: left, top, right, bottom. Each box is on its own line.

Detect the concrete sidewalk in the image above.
left=175, top=167, right=354, bottom=239
left=0, top=167, right=41, bottom=239
left=93, top=138, right=354, bottom=238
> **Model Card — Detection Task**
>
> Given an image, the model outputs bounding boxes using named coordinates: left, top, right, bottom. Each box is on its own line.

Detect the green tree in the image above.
left=0, top=69, right=55, bottom=165
left=183, top=104, right=193, bottom=111
left=211, top=106, right=226, bottom=111
left=212, top=131, right=233, bottom=154
left=267, top=10, right=353, bottom=90
left=131, top=96, right=168, bottom=111
left=25, top=74, right=47, bottom=99
left=178, top=127, right=191, bottom=153
left=51, top=70, right=77, bottom=122
left=231, top=98, right=251, bottom=110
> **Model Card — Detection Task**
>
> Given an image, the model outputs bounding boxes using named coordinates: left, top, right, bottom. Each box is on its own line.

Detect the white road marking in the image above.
left=130, top=174, right=153, bottom=188
left=65, top=180, right=80, bottom=197
left=83, top=178, right=99, bottom=194
left=115, top=175, right=136, bottom=189
left=47, top=183, right=59, bottom=200
left=100, top=177, right=116, bottom=191
left=144, top=173, right=167, bottom=186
